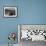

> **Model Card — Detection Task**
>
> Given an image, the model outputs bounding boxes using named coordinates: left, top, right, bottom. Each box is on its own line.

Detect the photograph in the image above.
left=4, top=6, right=17, bottom=17
left=18, top=25, right=46, bottom=41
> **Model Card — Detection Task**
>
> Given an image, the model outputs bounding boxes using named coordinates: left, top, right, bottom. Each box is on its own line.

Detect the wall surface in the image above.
left=0, top=0, right=18, bottom=44
left=0, top=0, right=46, bottom=45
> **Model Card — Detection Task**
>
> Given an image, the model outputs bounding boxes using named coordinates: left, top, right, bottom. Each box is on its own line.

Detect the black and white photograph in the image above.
left=4, top=7, right=17, bottom=17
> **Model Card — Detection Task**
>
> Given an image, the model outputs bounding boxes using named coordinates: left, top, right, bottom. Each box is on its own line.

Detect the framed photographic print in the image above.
left=18, top=24, right=46, bottom=42
left=4, top=6, right=17, bottom=17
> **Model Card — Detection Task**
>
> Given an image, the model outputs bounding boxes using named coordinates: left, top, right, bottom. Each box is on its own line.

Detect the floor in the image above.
left=0, top=41, right=46, bottom=46
left=19, top=39, right=46, bottom=46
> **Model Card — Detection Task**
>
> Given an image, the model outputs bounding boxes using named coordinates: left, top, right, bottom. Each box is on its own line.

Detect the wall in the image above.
left=0, top=0, right=18, bottom=44
left=0, top=0, right=46, bottom=44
